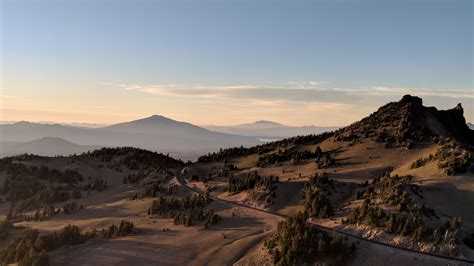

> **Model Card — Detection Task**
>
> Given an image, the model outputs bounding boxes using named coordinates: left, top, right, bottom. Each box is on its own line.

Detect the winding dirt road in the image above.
left=175, top=169, right=474, bottom=265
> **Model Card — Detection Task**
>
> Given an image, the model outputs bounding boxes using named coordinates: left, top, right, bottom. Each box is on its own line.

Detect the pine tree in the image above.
left=32, top=249, right=49, bottom=266
left=433, top=229, right=441, bottom=245
left=401, top=219, right=411, bottom=236
left=411, top=226, right=422, bottom=242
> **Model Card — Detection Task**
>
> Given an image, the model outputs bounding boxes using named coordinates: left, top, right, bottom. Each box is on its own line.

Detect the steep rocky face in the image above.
left=433, top=103, right=473, bottom=145
left=335, top=95, right=473, bottom=147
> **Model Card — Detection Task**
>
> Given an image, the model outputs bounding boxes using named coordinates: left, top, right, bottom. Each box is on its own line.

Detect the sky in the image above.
left=1, top=0, right=472, bottom=126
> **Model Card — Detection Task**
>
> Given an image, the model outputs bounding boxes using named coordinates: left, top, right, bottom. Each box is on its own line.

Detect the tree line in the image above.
left=148, top=194, right=219, bottom=228
left=302, top=173, right=334, bottom=219
left=83, top=147, right=184, bottom=171
left=0, top=220, right=135, bottom=266
left=228, top=172, right=278, bottom=194
left=347, top=173, right=462, bottom=252
left=197, top=132, right=335, bottom=163
left=265, top=212, right=355, bottom=265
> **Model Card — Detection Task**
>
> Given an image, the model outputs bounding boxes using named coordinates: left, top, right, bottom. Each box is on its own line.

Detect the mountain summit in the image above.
left=101, top=114, right=208, bottom=134
left=234, top=120, right=287, bottom=130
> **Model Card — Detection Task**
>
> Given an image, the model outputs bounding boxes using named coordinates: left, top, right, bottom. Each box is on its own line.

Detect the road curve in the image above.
left=175, top=169, right=474, bottom=265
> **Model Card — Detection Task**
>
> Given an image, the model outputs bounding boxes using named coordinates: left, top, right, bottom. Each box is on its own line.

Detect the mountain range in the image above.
left=0, top=116, right=341, bottom=159
left=1, top=104, right=471, bottom=160
left=0, top=115, right=261, bottom=160
left=203, top=120, right=339, bottom=138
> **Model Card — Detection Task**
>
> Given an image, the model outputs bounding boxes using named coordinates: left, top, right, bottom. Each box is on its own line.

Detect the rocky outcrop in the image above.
left=334, top=95, right=474, bottom=147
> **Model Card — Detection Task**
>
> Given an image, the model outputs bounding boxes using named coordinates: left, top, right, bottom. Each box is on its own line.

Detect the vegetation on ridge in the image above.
left=0, top=220, right=135, bottom=266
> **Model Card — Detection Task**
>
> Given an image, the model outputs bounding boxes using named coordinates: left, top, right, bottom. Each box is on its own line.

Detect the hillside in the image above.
left=0, top=137, right=101, bottom=157
left=0, top=147, right=283, bottom=265
left=0, top=115, right=261, bottom=160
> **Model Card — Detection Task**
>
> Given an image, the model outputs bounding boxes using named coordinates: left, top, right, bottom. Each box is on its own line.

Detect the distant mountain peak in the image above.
left=7, top=121, right=46, bottom=129
left=23, top=137, right=82, bottom=146
left=143, top=114, right=170, bottom=121
left=14, top=121, right=34, bottom=125
left=253, top=120, right=284, bottom=126
left=149, top=114, right=167, bottom=119
left=125, top=114, right=180, bottom=125
left=100, top=114, right=216, bottom=136
left=232, top=120, right=287, bottom=130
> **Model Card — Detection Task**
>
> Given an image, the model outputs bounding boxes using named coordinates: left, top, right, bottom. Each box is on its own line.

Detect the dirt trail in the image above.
left=177, top=170, right=474, bottom=265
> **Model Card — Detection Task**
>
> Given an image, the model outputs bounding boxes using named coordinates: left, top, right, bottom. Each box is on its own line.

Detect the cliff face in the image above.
left=335, top=95, right=474, bottom=147
left=432, top=103, right=473, bottom=145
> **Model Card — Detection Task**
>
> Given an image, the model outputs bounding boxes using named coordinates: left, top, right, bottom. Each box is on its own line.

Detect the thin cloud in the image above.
left=369, top=86, right=474, bottom=99
left=101, top=81, right=337, bottom=102
left=100, top=82, right=473, bottom=110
